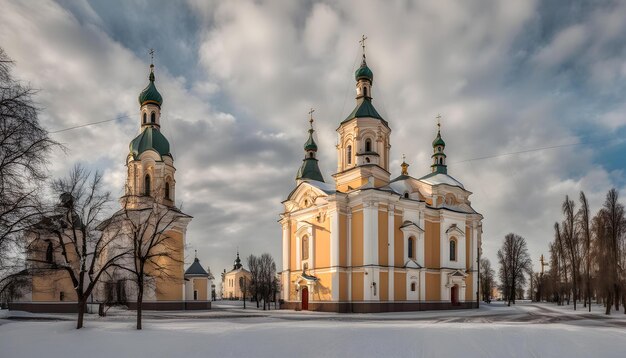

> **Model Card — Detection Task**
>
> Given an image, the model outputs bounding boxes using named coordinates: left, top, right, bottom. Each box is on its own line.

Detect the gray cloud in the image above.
left=2, top=0, right=626, bottom=278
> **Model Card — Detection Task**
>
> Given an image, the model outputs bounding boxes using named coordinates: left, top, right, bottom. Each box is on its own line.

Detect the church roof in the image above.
left=418, top=172, right=464, bottom=189
left=129, top=127, right=171, bottom=160
left=341, top=98, right=387, bottom=125
left=185, top=257, right=209, bottom=277
left=296, top=158, right=324, bottom=182
left=138, top=68, right=163, bottom=107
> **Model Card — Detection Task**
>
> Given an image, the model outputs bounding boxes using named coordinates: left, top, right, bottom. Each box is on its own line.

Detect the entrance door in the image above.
left=451, top=285, right=459, bottom=305
left=301, top=286, right=309, bottom=310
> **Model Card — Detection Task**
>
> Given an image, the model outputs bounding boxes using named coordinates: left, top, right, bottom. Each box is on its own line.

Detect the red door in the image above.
left=301, top=286, right=309, bottom=310
left=451, top=285, right=459, bottom=305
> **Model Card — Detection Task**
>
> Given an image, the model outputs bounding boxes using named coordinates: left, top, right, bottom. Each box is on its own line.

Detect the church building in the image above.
left=11, top=61, right=210, bottom=312
left=280, top=44, right=483, bottom=312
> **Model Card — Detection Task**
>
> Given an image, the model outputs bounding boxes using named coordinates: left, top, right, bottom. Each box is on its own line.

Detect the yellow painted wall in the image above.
left=425, top=219, right=441, bottom=268
left=339, top=272, right=348, bottom=301
left=465, top=273, right=474, bottom=301
left=378, top=209, right=388, bottom=266
left=314, top=218, right=331, bottom=269
left=394, top=214, right=403, bottom=266
left=32, top=272, right=77, bottom=302
left=290, top=220, right=297, bottom=269
left=351, top=210, right=363, bottom=267
left=193, top=279, right=208, bottom=300
left=425, top=272, right=441, bottom=301
left=313, top=272, right=332, bottom=301
left=394, top=271, right=406, bottom=300
left=155, top=230, right=184, bottom=301
left=352, top=272, right=364, bottom=301
left=466, top=225, right=471, bottom=270
left=338, top=213, right=347, bottom=266
left=379, top=271, right=388, bottom=301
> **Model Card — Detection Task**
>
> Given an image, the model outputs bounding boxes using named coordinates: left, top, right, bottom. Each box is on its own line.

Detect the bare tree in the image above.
left=27, top=165, right=129, bottom=329
left=554, top=222, right=570, bottom=305
left=497, top=233, right=532, bottom=306
left=479, top=257, right=495, bottom=303
left=108, top=195, right=189, bottom=330
left=562, top=196, right=582, bottom=310
left=247, top=254, right=261, bottom=308
left=577, top=191, right=592, bottom=312
left=0, top=47, right=60, bottom=288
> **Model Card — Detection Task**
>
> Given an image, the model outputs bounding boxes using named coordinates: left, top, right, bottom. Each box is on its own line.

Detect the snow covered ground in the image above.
left=1, top=302, right=625, bottom=358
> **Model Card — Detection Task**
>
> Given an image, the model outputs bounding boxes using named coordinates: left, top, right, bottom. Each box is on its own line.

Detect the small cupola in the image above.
left=138, top=64, right=163, bottom=107
left=296, top=109, right=325, bottom=183
left=431, top=115, right=447, bottom=174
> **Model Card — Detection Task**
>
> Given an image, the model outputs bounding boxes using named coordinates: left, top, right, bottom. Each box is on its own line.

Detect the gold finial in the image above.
left=436, top=114, right=442, bottom=130
left=149, top=48, right=155, bottom=71
left=359, top=35, right=368, bottom=56
left=401, top=154, right=409, bottom=176
left=308, top=108, right=315, bottom=129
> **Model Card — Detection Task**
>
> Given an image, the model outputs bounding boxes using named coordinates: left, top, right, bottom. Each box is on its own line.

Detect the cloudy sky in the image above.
left=2, top=0, right=626, bottom=277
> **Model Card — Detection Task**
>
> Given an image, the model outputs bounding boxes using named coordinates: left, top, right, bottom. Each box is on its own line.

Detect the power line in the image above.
left=449, top=137, right=624, bottom=165
left=48, top=114, right=131, bottom=134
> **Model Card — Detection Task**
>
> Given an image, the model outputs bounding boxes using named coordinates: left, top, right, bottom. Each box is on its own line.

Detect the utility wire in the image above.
left=48, top=114, right=131, bottom=134
left=449, top=137, right=624, bottom=165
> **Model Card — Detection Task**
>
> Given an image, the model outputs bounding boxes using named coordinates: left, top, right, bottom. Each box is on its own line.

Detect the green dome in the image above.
left=129, top=127, right=171, bottom=159
left=355, top=64, right=373, bottom=82
left=432, top=132, right=445, bottom=147
left=138, top=70, right=163, bottom=106
left=304, top=129, right=318, bottom=151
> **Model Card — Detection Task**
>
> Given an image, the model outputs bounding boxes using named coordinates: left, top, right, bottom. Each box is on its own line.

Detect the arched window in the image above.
left=365, top=138, right=372, bottom=152
left=150, top=112, right=156, bottom=123
left=46, top=241, right=53, bottom=263
left=410, top=282, right=416, bottom=292
left=59, top=291, right=65, bottom=301
left=165, top=181, right=170, bottom=200
left=404, top=192, right=409, bottom=199
left=408, top=237, right=416, bottom=259
left=450, top=239, right=457, bottom=261
left=143, top=113, right=147, bottom=124
left=347, top=145, right=352, bottom=165
left=363, top=86, right=368, bottom=97
left=439, top=158, right=443, bottom=165
left=365, top=157, right=370, bottom=163
left=309, top=152, right=314, bottom=158
left=144, top=174, right=151, bottom=196
left=301, top=235, right=309, bottom=261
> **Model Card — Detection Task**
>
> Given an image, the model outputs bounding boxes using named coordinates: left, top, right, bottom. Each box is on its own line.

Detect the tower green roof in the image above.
left=342, top=98, right=386, bottom=125
left=296, top=158, right=325, bottom=182
left=138, top=67, right=163, bottom=107
left=432, top=131, right=445, bottom=147
left=355, top=56, right=373, bottom=82
left=304, top=128, right=318, bottom=151
left=129, top=127, right=171, bottom=159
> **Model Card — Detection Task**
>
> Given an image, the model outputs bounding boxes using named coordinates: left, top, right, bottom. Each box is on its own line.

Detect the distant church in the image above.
left=12, top=62, right=212, bottom=312
left=280, top=43, right=483, bottom=312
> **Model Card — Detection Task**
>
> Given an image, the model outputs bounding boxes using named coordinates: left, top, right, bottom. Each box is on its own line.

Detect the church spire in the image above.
left=296, top=109, right=325, bottom=183
left=431, top=115, right=447, bottom=174
left=355, top=35, right=373, bottom=99
left=233, top=249, right=242, bottom=270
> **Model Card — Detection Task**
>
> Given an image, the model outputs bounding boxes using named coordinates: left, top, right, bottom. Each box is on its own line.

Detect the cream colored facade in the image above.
left=280, top=51, right=483, bottom=312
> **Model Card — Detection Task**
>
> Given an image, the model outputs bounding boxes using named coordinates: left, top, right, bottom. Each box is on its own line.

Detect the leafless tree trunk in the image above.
left=479, top=258, right=495, bottom=303
left=27, top=165, right=129, bottom=329
left=498, top=233, right=532, bottom=306
left=0, top=47, right=60, bottom=288
left=562, top=196, right=582, bottom=310
left=109, top=193, right=188, bottom=330
left=578, top=191, right=592, bottom=312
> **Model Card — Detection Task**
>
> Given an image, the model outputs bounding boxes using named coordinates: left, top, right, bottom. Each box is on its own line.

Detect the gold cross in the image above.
left=308, top=108, right=315, bottom=127
left=149, top=48, right=155, bottom=63
left=402, top=154, right=406, bottom=162
left=360, top=35, right=368, bottom=54
left=436, top=114, right=442, bottom=129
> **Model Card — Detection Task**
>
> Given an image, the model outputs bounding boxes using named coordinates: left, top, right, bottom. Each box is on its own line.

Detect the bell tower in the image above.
left=333, top=36, right=391, bottom=192
left=431, top=115, right=447, bottom=174
left=123, top=52, right=176, bottom=209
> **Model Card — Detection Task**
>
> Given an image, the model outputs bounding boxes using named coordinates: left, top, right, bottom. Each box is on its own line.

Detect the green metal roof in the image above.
left=296, top=158, right=324, bottom=182
left=355, top=65, right=373, bottom=82
left=185, top=257, right=209, bottom=277
left=432, top=131, right=445, bottom=147
left=129, top=127, right=171, bottom=159
left=342, top=98, right=386, bottom=124
left=138, top=70, right=163, bottom=106
left=304, top=129, right=318, bottom=151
